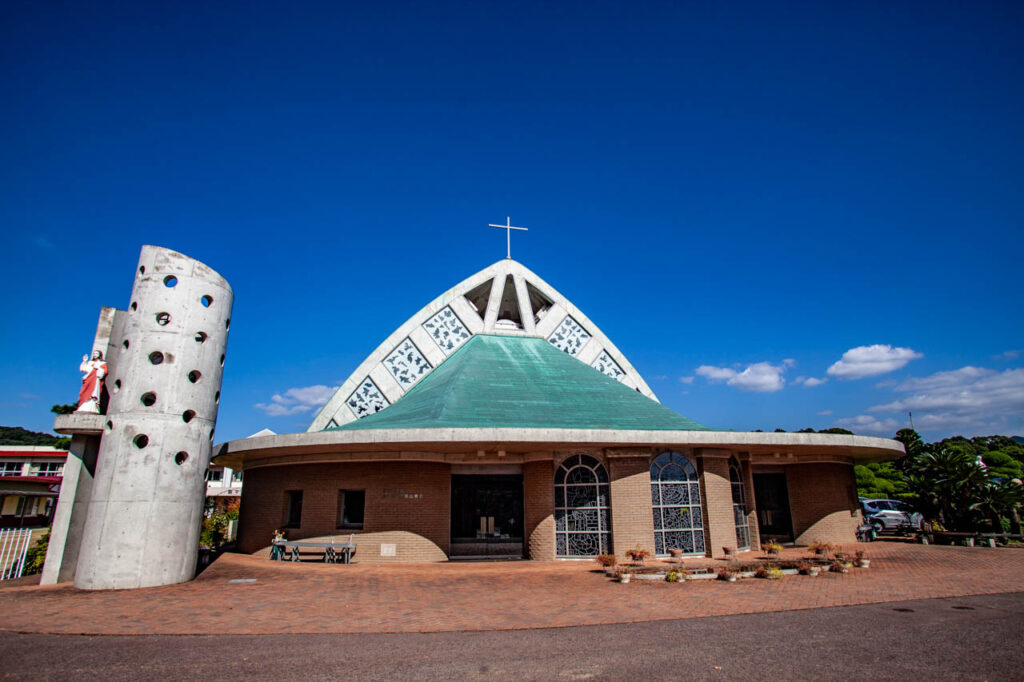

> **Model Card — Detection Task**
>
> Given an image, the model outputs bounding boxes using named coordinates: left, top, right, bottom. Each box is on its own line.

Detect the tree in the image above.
left=50, top=404, right=77, bottom=415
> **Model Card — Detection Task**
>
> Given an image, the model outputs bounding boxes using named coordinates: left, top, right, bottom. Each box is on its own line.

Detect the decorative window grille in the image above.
left=554, top=454, right=611, bottom=557
left=650, top=451, right=705, bottom=556
left=729, top=457, right=751, bottom=551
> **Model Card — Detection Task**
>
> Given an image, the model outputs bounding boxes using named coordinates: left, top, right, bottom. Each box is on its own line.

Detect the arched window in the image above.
left=730, top=457, right=751, bottom=551
left=554, top=454, right=611, bottom=557
left=650, top=451, right=705, bottom=556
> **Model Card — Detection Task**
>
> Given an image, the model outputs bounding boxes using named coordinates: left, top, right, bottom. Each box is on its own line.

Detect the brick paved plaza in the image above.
left=1, top=541, right=1022, bottom=636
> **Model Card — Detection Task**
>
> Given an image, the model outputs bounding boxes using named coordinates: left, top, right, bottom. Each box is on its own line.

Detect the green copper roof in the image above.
left=331, top=334, right=711, bottom=432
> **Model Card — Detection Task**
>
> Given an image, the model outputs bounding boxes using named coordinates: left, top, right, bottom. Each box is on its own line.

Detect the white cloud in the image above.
left=255, top=384, right=338, bottom=417
left=994, top=349, right=1021, bottom=361
left=696, top=361, right=787, bottom=392
left=864, top=366, right=1024, bottom=436
left=827, top=344, right=922, bottom=379
left=793, top=376, right=806, bottom=385
left=802, top=377, right=827, bottom=387
left=817, top=409, right=833, bottom=416
left=678, top=376, right=694, bottom=384
left=834, top=414, right=902, bottom=434
left=783, top=358, right=796, bottom=367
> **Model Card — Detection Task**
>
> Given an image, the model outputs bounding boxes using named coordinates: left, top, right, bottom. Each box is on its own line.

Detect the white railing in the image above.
left=0, top=528, right=34, bottom=580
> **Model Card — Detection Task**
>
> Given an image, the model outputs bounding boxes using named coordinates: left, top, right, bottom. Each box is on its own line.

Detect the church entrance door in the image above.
left=753, top=473, right=794, bottom=542
left=450, top=474, right=524, bottom=558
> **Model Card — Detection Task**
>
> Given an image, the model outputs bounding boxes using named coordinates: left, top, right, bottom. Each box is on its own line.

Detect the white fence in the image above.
left=0, top=528, right=34, bottom=580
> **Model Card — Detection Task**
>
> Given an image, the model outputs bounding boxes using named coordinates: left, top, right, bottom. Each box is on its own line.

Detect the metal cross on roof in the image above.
left=488, top=216, right=528, bottom=259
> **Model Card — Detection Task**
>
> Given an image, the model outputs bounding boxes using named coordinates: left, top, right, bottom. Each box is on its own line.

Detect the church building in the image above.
left=216, top=257, right=902, bottom=562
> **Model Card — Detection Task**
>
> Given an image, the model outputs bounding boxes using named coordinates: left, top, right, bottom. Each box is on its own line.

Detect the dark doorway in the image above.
left=753, top=473, right=794, bottom=542
left=450, top=474, right=524, bottom=558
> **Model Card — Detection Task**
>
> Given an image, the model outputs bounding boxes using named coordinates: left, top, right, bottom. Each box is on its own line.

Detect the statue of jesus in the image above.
left=76, top=350, right=108, bottom=413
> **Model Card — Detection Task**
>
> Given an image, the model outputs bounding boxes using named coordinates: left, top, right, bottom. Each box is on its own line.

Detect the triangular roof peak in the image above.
left=308, top=259, right=658, bottom=431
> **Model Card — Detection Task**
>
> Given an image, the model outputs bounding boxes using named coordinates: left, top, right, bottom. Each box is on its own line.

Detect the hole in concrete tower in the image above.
left=195, top=331, right=208, bottom=343
left=215, top=391, right=220, bottom=404
left=188, top=370, right=202, bottom=383
left=201, top=295, right=213, bottom=307
left=225, top=318, right=231, bottom=331
left=163, top=275, right=177, bottom=288
left=106, top=420, right=113, bottom=431
left=133, top=434, right=149, bottom=449
left=130, top=302, right=137, bottom=312
left=182, top=409, right=196, bottom=423
left=174, top=451, right=189, bottom=466
left=155, top=312, right=171, bottom=326
left=209, top=427, right=215, bottom=441
left=139, top=266, right=146, bottom=275
left=220, top=354, right=225, bottom=367
left=140, top=392, right=157, bottom=407
left=149, top=351, right=164, bottom=365
left=122, top=340, right=130, bottom=351
left=113, top=379, right=121, bottom=393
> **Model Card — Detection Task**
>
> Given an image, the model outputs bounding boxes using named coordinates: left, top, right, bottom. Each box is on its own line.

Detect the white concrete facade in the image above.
left=73, top=246, right=233, bottom=590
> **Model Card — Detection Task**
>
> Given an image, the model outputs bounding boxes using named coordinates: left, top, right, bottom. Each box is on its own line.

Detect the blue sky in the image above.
left=1, top=1, right=1021, bottom=443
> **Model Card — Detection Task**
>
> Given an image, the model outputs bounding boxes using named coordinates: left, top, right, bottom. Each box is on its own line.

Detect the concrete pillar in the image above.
left=697, top=449, right=737, bottom=559
left=75, top=246, right=232, bottom=590
left=41, top=432, right=98, bottom=584
left=787, top=463, right=859, bottom=545
left=607, top=453, right=655, bottom=562
left=523, top=460, right=555, bottom=560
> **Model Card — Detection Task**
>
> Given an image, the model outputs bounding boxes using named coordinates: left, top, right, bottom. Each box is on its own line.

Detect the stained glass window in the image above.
left=554, top=454, right=611, bottom=557
left=730, top=457, right=750, bottom=551
left=650, top=451, right=705, bottom=556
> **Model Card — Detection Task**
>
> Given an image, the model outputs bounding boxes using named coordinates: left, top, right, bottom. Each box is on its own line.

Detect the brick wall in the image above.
left=698, top=453, right=737, bottom=559
left=608, top=456, right=656, bottom=562
left=523, top=460, right=555, bottom=560
left=787, top=463, right=860, bottom=545
left=237, top=461, right=451, bottom=562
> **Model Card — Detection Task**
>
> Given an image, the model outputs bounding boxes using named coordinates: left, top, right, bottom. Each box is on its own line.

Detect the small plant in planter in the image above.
left=807, top=541, right=834, bottom=557
left=755, top=566, right=783, bottom=579
left=797, top=561, right=822, bottom=577
left=666, top=569, right=687, bottom=583
left=717, top=567, right=737, bottom=582
left=830, top=559, right=852, bottom=574
left=625, top=546, right=652, bottom=565
left=761, top=540, right=783, bottom=557
left=595, top=553, right=617, bottom=575
left=853, top=550, right=869, bottom=568
left=668, top=548, right=684, bottom=559
left=613, top=567, right=633, bottom=583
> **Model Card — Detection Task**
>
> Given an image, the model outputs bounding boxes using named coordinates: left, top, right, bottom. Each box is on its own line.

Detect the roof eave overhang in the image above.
left=213, top=429, right=904, bottom=469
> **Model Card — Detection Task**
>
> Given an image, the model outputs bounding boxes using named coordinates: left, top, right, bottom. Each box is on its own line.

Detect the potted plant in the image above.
left=797, top=561, right=822, bottom=577
left=614, top=566, right=632, bottom=583
left=626, top=546, right=652, bottom=565
left=717, top=567, right=737, bottom=582
left=668, top=548, right=684, bottom=559
left=853, top=550, right=869, bottom=568
left=807, top=541, right=833, bottom=558
left=722, top=546, right=736, bottom=558
left=666, top=569, right=687, bottom=583
left=761, top=540, right=783, bottom=557
left=755, top=566, right=783, bottom=579
left=595, top=553, right=617, bottom=576
left=830, top=558, right=852, bottom=574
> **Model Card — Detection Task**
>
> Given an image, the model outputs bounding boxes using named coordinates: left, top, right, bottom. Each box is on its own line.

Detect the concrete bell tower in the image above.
left=71, top=246, right=233, bottom=590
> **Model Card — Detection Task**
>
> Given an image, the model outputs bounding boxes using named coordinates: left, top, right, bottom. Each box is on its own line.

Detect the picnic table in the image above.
left=271, top=537, right=356, bottom=564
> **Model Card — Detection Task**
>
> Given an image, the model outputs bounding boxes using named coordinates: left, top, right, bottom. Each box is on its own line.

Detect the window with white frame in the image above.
left=729, top=457, right=751, bottom=551
left=650, top=451, right=705, bottom=556
left=0, top=462, right=23, bottom=476
left=554, top=454, right=611, bottom=557
left=30, top=462, right=63, bottom=476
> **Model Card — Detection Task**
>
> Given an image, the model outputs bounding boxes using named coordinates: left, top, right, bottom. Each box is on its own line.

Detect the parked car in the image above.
left=860, top=498, right=924, bottom=534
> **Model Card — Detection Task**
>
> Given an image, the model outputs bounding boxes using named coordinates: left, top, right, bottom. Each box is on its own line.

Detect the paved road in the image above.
left=1, top=592, right=1021, bottom=681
